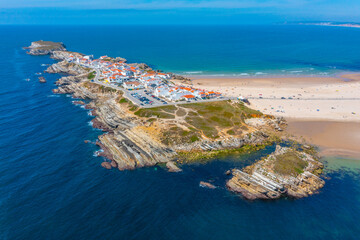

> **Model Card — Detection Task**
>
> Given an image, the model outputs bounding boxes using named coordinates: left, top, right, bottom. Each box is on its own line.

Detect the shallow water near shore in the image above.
left=1, top=26, right=360, bottom=239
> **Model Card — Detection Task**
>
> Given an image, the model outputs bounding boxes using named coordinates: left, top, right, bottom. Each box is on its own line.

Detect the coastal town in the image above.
left=66, top=54, right=223, bottom=107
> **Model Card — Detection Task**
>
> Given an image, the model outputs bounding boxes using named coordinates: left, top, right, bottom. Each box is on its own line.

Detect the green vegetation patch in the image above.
left=178, top=101, right=259, bottom=139
left=226, top=129, right=236, bottom=135
left=185, top=116, right=218, bottom=138
left=119, top=98, right=129, bottom=104
left=147, top=118, right=157, bottom=123
left=152, top=105, right=177, bottom=114
left=118, top=97, right=138, bottom=111
left=161, top=126, right=201, bottom=145
left=98, top=85, right=118, bottom=93
left=87, top=71, right=96, bottom=80
left=134, top=108, right=175, bottom=119
left=273, top=151, right=308, bottom=176
left=177, top=143, right=269, bottom=164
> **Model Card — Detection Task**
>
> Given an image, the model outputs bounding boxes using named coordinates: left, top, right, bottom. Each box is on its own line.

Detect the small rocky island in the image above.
left=26, top=40, right=325, bottom=200
left=227, top=146, right=324, bottom=200
left=24, top=40, right=66, bottom=55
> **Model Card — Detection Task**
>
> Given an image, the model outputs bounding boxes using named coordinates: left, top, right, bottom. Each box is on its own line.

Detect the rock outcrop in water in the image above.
left=226, top=145, right=324, bottom=200
left=166, top=161, right=182, bottom=172
left=25, top=41, right=66, bottom=55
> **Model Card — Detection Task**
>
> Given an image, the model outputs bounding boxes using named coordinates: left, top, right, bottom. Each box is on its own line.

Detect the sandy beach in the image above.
left=176, top=73, right=360, bottom=157
left=179, top=73, right=360, bottom=122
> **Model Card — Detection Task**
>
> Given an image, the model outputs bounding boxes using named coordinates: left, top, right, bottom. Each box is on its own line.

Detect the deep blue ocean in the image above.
left=1, top=25, right=360, bottom=239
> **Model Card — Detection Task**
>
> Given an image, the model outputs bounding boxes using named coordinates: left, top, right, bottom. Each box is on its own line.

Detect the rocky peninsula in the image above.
left=26, top=41, right=325, bottom=200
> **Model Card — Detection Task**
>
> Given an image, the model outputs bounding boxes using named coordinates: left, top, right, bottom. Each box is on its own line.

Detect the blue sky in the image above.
left=1, top=0, right=359, bottom=24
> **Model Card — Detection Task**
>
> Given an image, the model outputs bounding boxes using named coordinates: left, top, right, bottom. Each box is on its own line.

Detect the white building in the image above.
left=123, top=81, right=144, bottom=90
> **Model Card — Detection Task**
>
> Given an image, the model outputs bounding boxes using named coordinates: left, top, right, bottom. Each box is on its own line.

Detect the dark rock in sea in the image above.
left=84, top=104, right=95, bottom=110
left=225, top=170, right=231, bottom=175
left=110, top=161, right=118, bottom=168
left=96, top=140, right=115, bottom=162
left=84, top=140, right=90, bottom=144
left=38, top=77, right=46, bottom=83
left=101, top=162, right=112, bottom=169
left=166, top=161, right=182, bottom=172
left=72, top=101, right=85, bottom=105
left=91, top=118, right=113, bottom=132
left=199, top=181, right=216, bottom=189
left=90, top=110, right=97, bottom=116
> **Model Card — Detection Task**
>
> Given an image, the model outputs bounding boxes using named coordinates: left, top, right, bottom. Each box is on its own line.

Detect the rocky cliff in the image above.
left=46, top=60, right=89, bottom=75
left=50, top=72, right=177, bottom=170
left=51, top=50, right=84, bottom=60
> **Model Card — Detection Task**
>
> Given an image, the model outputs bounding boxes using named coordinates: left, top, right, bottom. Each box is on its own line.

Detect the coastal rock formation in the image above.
left=38, top=77, right=46, bottom=83
left=51, top=50, right=84, bottom=60
left=172, top=74, right=191, bottom=83
left=166, top=161, right=182, bottom=172
left=46, top=60, right=89, bottom=75
left=53, top=76, right=178, bottom=170
left=101, top=162, right=112, bottom=169
left=226, top=145, right=324, bottom=200
left=135, top=63, right=151, bottom=70
left=115, top=57, right=127, bottom=63
left=25, top=41, right=66, bottom=55
left=199, top=181, right=216, bottom=189
left=72, top=101, right=85, bottom=105
left=110, top=160, right=118, bottom=168
left=245, top=116, right=287, bottom=132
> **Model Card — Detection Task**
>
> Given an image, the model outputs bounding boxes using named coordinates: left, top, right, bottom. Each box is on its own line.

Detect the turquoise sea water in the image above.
left=1, top=25, right=360, bottom=239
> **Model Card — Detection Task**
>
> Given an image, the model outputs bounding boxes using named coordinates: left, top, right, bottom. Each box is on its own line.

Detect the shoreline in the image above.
left=184, top=72, right=360, bottom=83
left=179, top=71, right=360, bottom=80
